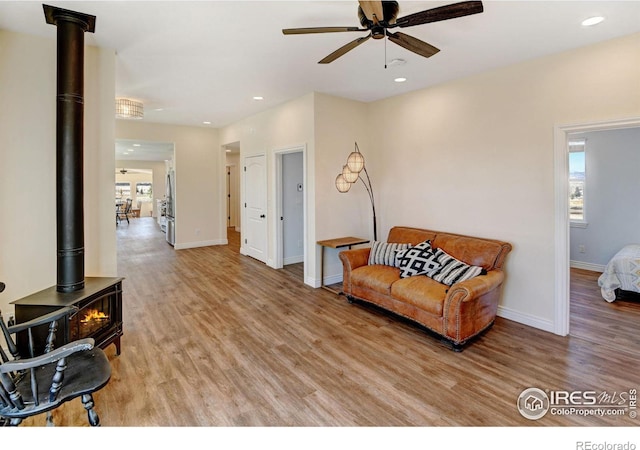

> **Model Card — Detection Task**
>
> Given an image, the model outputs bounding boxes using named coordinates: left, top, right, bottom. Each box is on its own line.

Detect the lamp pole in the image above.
left=359, top=166, right=377, bottom=241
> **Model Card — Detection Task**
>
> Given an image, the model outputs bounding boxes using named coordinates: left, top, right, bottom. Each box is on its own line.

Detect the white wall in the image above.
left=367, top=33, right=640, bottom=331
left=219, top=92, right=370, bottom=286
left=219, top=93, right=317, bottom=282
left=116, top=121, right=221, bottom=249
left=0, top=30, right=116, bottom=315
left=570, top=127, right=640, bottom=268
left=314, top=93, right=370, bottom=286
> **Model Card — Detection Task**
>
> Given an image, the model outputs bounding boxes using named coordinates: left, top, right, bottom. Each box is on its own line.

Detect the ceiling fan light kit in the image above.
left=283, top=0, right=484, bottom=64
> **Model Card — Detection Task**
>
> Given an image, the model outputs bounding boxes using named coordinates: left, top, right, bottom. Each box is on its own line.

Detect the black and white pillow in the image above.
left=395, top=240, right=441, bottom=278
left=368, top=241, right=411, bottom=266
left=429, top=248, right=487, bottom=286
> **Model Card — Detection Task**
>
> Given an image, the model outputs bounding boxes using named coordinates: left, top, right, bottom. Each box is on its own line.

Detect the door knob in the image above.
left=260, top=214, right=265, bottom=218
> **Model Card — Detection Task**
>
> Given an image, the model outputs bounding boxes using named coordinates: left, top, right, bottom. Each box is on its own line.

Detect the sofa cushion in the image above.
left=351, top=265, right=401, bottom=295
left=395, top=241, right=442, bottom=278
left=390, top=276, right=448, bottom=316
left=368, top=241, right=411, bottom=266
left=429, top=248, right=487, bottom=286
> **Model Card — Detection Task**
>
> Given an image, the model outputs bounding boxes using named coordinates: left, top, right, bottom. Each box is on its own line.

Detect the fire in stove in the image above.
left=70, top=306, right=112, bottom=341
left=81, top=309, right=109, bottom=324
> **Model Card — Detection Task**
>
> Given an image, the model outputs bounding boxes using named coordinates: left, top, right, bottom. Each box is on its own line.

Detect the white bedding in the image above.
left=597, top=244, right=640, bottom=302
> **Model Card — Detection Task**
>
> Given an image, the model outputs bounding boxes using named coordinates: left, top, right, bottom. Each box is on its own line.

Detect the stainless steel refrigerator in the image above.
left=165, top=170, right=175, bottom=246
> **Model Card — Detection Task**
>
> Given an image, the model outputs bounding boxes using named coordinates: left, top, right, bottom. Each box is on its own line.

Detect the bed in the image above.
left=597, top=244, right=640, bottom=302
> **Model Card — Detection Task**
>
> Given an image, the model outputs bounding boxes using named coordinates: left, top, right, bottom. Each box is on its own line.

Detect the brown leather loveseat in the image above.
left=339, top=226, right=512, bottom=350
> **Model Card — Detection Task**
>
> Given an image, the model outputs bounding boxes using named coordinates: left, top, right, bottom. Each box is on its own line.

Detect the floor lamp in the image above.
left=335, top=142, right=377, bottom=241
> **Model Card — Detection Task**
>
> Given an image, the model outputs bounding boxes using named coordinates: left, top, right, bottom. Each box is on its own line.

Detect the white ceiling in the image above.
left=2, top=0, right=640, bottom=158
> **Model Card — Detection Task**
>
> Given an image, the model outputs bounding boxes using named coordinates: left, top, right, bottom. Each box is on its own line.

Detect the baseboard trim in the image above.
left=174, top=239, right=226, bottom=250
left=305, top=275, right=319, bottom=288
left=284, top=255, right=304, bottom=265
left=323, top=273, right=342, bottom=287
left=570, top=260, right=605, bottom=272
left=497, top=305, right=555, bottom=334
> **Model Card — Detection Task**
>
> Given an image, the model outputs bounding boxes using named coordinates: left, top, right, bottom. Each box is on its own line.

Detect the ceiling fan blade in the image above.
left=358, top=1, right=384, bottom=24
left=283, top=26, right=366, bottom=35
left=318, top=34, right=372, bottom=64
left=387, top=32, right=440, bottom=58
left=396, top=1, right=483, bottom=28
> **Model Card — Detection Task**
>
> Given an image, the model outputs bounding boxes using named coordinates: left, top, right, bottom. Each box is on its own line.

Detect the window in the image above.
left=568, top=138, right=586, bottom=225
left=136, top=182, right=153, bottom=202
left=115, top=182, right=131, bottom=200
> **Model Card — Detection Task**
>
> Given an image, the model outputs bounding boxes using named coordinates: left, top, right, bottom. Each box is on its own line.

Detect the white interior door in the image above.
left=244, top=154, right=267, bottom=263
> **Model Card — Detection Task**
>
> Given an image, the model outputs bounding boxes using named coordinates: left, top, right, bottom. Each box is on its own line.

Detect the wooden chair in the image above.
left=116, top=198, right=133, bottom=225
left=0, top=284, right=111, bottom=426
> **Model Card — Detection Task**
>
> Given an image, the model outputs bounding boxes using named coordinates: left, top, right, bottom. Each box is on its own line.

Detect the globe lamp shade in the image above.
left=342, top=164, right=358, bottom=183
left=335, top=174, right=351, bottom=193
left=347, top=150, right=365, bottom=173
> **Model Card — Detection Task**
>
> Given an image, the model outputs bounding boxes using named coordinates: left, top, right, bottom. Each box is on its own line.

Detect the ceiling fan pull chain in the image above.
left=384, top=31, right=387, bottom=69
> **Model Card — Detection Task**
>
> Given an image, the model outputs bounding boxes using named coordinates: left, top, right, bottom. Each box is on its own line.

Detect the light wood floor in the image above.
left=25, top=218, right=640, bottom=426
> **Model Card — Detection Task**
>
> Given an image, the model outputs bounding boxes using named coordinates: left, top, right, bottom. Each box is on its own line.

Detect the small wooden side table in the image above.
left=317, top=236, right=370, bottom=294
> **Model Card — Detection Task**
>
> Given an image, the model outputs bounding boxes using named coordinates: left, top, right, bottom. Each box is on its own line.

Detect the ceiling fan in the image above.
left=282, top=0, right=483, bottom=64
left=120, top=168, right=128, bottom=174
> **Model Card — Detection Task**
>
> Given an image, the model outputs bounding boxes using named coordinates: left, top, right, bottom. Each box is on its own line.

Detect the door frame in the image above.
left=272, top=144, right=307, bottom=271
left=553, top=116, right=640, bottom=336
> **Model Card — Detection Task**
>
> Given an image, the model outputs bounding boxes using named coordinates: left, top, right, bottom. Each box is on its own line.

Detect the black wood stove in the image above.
left=12, top=277, right=123, bottom=356
left=11, top=5, right=123, bottom=356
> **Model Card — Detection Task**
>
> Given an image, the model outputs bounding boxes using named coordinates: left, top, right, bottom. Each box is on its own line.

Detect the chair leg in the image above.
left=82, top=393, right=100, bottom=426
left=5, top=418, right=22, bottom=426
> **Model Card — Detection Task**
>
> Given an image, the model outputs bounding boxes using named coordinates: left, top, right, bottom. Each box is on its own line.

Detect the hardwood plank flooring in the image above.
left=21, top=218, right=640, bottom=428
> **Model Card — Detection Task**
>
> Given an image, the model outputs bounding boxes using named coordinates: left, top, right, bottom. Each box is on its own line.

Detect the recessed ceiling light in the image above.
left=582, top=16, right=605, bottom=27
left=253, top=96, right=264, bottom=101
left=394, top=77, right=407, bottom=83
left=203, top=121, right=211, bottom=125
left=154, top=108, right=164, bottom=112
left=133, top=144, right=141, bottom=147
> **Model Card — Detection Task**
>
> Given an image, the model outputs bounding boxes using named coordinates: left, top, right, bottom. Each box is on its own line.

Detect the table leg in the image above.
left=319, top=244, right=352, bottom=296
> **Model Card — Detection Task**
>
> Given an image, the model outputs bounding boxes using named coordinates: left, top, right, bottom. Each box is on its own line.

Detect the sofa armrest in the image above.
left=338, top=248, right=371, bottom=294
left=443, top=269, right=505, bottom=343
left=445, top=270, right=505, bottom=302
left=339, top=248, right=370, bottom=271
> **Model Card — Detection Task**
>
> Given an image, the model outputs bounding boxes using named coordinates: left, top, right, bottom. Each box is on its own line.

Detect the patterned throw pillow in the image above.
left=429, top=248, right=487, bottom=286
left=395, top=241, right=442, bottom=278
left=368, top=241, right=411, bottom=266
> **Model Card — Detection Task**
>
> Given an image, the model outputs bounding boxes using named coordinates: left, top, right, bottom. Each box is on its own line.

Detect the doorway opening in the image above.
left=223, top=142, right=241, bottom=253
left=274, top=145, right=306, bottom=282
left=553, top=117, right=640, bottom=337
left=115, top=139, right=175, bottom=240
